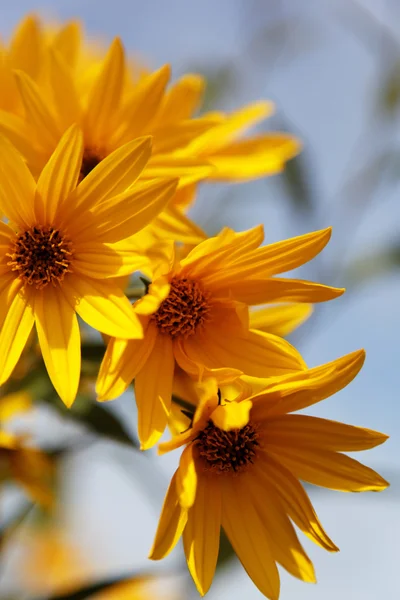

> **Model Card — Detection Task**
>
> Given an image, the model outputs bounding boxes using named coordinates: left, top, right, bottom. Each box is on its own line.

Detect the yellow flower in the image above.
left=0, top=17, right=300, bottom=243
left=0, top=125, right=178, bottom=407
left=150, top=352, right=389, bottom=599
left=97, top=226, right=343, bottom=449
left=0, top=391, right=54, bottom=507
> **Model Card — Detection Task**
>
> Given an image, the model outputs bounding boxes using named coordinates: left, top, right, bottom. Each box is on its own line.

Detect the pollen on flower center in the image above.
left=195, top=420, right=260, bottom=474
left=7, top=226, right=73, bottom=289
left=153, top=276, right=211, bottom=338
left=80, top=146, right=103, bottom=180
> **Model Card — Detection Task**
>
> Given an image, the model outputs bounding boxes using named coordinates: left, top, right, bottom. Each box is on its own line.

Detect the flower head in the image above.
left=0, top=126, right=178, bottom=406
left=97, top=226, right=343, bottom=448
left=150, top=351, right=389, bottom=599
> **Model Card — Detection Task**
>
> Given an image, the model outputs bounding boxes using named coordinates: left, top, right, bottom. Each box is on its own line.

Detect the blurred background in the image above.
left=0, top=0, right=399, bottom=599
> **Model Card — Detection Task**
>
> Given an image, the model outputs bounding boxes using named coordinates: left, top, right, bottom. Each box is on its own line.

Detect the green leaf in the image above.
left=344, top=244, right=400, bottom=285
left=280, top=153, right=313, bottom=211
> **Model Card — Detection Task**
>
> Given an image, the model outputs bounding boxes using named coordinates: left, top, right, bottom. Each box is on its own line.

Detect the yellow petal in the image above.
left=75, top=178, right=179, bottom=244
left=251, top=349, right=366, bottom=418
left=157, top=73, right=205, bottom=122
left=14, top=70, right=61, bottom=148
left=211, top=400, right=252, bottom=431
left=9, top=16, right=42, bottom=78
left=0, top=110, right=40, bottom=169
left=110, top=65, right=170, bottom=145
left=35, top=125, right=83, bottom=223
left=268, top=446, right=389, bottom=492
left=176, top=444, right=197, bottom=509
left=150, top=204, right=207, bottom=244
left=264, top=414, right=389, bottom=452
left=0, top=135, right=36, bottom=227
left=205, top=228, right=333, bottom=286
left=133, top=278, right=170, bottom=316
left=221, top=475, right=280, bottom=600
left=174, top=336, right=243, bottom=384
left=149, top=471, right=188, bottom=560
left=183, top=474, right=221, bottom=595
left=51, top=21, right=81, bottom=67
left=250, top=461, right=316, bottom=582
left=62, top=276, right=142, bottom=339
left=188, top=101, right=274, bottom=154
left=184, top=328, right=306, bottom=379
left=256, top=454, right=338, bottom=551
left=70, top=136, right=152, bottom=215
left=73, top=240, right=147, bottom=280
left=35, top=287, right=81, bottom=408
left=208, top=133, right=301, bottom=180
left=48, top=47, right=81, bottom=128
left=84, top=37, right=125, bottom=143
left=0, top=287, right=34, bottom=387
left=96, top=321, right=157, bottom=401
left=135, top=329, right=174, bottom=449
left=145, top=155, right=213, bottom=187
left=216, top=277, right=345, bottom=305
left=250, top=303, right=313, bottom=336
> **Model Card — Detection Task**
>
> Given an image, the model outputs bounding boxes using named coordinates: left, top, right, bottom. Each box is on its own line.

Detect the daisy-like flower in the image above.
left=150, top=352, right=389, bottom=599
left=97, top=226, right=343, bottom=449
left=0, top=126, right=178, bottom=407
left=0, top=390, right=54, bottom=507
left=0, top=18, right=299, bottom=242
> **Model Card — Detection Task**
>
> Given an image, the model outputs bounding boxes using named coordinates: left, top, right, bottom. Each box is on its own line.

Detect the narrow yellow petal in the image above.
left=150, top=204, right=207, bottom=244
left=73, top=240, right=147, bottom=280
left=207, top=134, right=301, bottom=180
left=96, top=321, right=157, bottom=401
left=14, top=70, right=61, bottom=148
left=250, top=461, right=316, bottom=582
left=269, top=446, right=389, bottom=492
left=176, top=444, right=197, bottom=509
left=221, top=475, right=280, bottom=600
left=250, top=303, right=313, bottom=336
left=0, top=135, right=36, bottom=227
left=51, top=21, right=81, bottom=66
left=62, top=276, right=142, bottom=339
left=71, top=136, right=152, bottom=215
left=211, top=400, right=252, bottom=431
left=251, top=349, right=366, bottom=417
left=215, top=277, right=345, bottom=305
left=111, top=65, right=171, bottom=145
left=157, top=73, right=205, bottom=122
left=84, top=37, right=125, bottom=142
left=264, top=414, right=389, bottom=452
left=256, top=454, right=338, bottom=552
left=0, top=287, right=34, bottom=386
left=48, top=48, right=81, bottom=128
left=145, top=155, right=213, bottom=187
left=135, top=330, right=174, bottom=449
left=205, top=228, right=333, bottom=286
left=9, top=16, right=42, bottom=78
left=35, top=125, right=83, bottom=223
left=35, top=287, right=81, bottom=408
left=76, top=178, right=179, bottom=244
left=149, top=471, right=188, bottom=560
left=183, top=474, right=221, bottom=596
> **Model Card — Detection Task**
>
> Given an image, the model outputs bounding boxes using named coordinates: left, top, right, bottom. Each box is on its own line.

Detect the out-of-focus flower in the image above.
left=0, top=391, right=54, bottom=507
left=0, top=126, right=177, bottom=407
left=97, top=226, right=343, bottom=449
left=150, top=353, right=389, bottom=598
left=0, top=16, right=300, bottom=244
left=20, top=526, right=170, bottom=599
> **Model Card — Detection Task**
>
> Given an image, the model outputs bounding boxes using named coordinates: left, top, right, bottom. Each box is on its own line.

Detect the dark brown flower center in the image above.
left=153, top=276, right=211, bottom=338
left=195, top=420, right=259, bottom=474
left=80, top=147, right=103, bottom=180
left=7, top=226, right=73, bottom=289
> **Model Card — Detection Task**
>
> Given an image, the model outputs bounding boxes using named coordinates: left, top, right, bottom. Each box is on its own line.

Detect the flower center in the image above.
left=80, top=147, right=103, bottom=180
left=7, top=226, right=73, bottom=289
left=195, top=420, right=260, bottom=474
left=153, top=276, right=211, bottom=338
